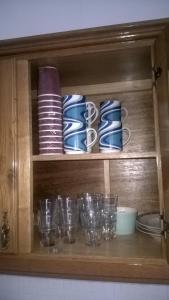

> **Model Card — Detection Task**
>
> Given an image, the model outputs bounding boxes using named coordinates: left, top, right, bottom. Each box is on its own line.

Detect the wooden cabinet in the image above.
left=0, top=58, right=17, bottom=253
left=1, top=19, right=169, bottom=283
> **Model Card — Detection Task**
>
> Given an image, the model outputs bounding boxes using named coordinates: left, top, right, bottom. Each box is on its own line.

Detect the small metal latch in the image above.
left=161, top=214, right=169, bottom=239
left=163, top=220, right=169, bottom=232
left=152, top=66, right=162, bottom=82
left=0, top=211, right=10, bottom=249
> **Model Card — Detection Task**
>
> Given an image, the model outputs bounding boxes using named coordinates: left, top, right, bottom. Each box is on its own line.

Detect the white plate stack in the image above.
left=136, top=212, right=161, bottom=237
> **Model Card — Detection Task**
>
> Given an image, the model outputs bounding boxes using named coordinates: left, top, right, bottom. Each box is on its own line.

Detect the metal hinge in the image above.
left=163, top=220, right=169, bottom=231
left=0, top=211, right=10, bottom=250
left=161, top=214, right=169, bottom=239
left=152, top=66, right=162, bottom=83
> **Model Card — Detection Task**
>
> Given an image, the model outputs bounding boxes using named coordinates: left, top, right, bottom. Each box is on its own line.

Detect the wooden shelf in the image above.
left=32, top=152, right=156, bottom=162
left=33, top=230, right=165, bottom=265
left=0, top=232, right=167, bottom=283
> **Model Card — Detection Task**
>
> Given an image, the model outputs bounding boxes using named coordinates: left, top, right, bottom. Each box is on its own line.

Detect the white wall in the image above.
left=0, top=0, right=169, bottom=40
left=0, top=0, right=169, bottom=299
left=0, top=275, right=169, bottom=300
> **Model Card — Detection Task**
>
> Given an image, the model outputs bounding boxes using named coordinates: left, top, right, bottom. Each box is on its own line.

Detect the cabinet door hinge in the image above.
left=161, top=214, right=169, bottom=239
left=0, top=211, right=10, bottom=249
left=163, top=220, right=169, bottom=231
left=152, top=66, right=162, bottom=83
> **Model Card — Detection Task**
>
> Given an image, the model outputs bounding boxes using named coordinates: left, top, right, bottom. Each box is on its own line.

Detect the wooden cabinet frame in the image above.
left=0, top=18, right=169, bottom=283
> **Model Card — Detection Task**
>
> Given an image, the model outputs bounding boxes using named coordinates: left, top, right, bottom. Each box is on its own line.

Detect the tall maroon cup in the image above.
left=38, top=66, right=61, bottom=96
left=37, top=66, right=63, bottom=154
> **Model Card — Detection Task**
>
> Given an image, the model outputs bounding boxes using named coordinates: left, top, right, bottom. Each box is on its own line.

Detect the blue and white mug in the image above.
left=100, top=100, right=128, bottom=122
left=63, top=95, right=98, bottom=153
left=63, top=118, right=97, bottom=154
left=63, top=95, right=98, bottom=125
left=98, top=121, right=131, bottom=153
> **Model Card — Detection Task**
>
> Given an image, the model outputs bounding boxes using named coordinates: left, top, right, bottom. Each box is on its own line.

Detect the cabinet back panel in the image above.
left=88, top=90, right=155, bottom=153
left=33, top=159, right=159, bottom=214
left=31, top=46, right=151, bottom=89
left=110, top=158, right=159, bottom=214
left=32, top=89, right=155, bottom=155
left=33, top=160, right=104, bottom=208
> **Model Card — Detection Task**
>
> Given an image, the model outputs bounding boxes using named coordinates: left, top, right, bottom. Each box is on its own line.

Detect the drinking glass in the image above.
left=79, top=193, right=104, bottom=246
left=59, top=195, right=79, bottom=244
left=38, top=198, right=60, bottom=248
left=102, top=194, right=118, bottom=240
left=79, top=193, right=104, bottom=212
left=80, top=209, right=103, bottom=246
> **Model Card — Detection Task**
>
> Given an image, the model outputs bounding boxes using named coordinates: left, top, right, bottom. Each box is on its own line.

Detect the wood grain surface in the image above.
left=0, top=58, right=17, bottom=253
left=0, top=19, right=169, bottom=282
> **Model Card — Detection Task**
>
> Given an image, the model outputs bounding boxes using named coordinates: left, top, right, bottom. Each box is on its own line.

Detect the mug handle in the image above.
left=121, top=107, right=128, bottom=121
left=86, top=128, right=98, bottom=150
left=86, top=102, right=99, bottom=125
left=122, top=127, right=131, bottom=146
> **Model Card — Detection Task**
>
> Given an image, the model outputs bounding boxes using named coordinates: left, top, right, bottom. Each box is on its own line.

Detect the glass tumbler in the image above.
left=80, top=209, right=103, bottom=246
left=102, top=194, right=118, bottom=240
left=59, top=196, right=79, bottom=244
left=79, top=193, right=104, bottom=246
left=79, top=193, right=104, bottom=212
left=38, top=198, right=60, bottom=248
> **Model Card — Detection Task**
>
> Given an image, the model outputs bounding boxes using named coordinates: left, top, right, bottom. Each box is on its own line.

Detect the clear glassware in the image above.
left=80, top=209, right=103, bottom=246
left=79, top=193, right=104, bottom=246
left=79, top=192, right=104, bottom=212
left=59, top=195, right=79, bottom=244
left=38, top=198, right=60, bottom=249
left=102, top=194, right=118, bottom=240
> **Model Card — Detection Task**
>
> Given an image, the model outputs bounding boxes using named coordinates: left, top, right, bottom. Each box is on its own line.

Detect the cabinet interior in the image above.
left=29, top=42, right=166, bottom=262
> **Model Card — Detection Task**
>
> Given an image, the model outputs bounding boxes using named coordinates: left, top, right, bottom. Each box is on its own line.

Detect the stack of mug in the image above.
left=63, top=95, right=98, bottom=153
left=98, top=100, right=131, bottom=152
left=37, top=66, right=131, bottom=155
left=38, top=66, right=63, bottom=154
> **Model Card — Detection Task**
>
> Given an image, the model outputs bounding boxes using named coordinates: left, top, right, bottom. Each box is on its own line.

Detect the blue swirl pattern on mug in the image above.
left=63, top=117, right=87, bottom=152
left=63, top=95, right=86, bottom=123
left=100, top=100, right=121, bottom=122
left=98, top=121, right=123, bottom=151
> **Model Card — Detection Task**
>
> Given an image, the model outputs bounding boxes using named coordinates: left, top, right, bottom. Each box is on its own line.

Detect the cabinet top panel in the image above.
left=0, top=18, right=169, bottom=57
